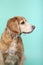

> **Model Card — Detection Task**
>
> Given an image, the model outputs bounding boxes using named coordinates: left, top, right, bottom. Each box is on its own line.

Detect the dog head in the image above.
left=7, top=16, right=35, bottom=34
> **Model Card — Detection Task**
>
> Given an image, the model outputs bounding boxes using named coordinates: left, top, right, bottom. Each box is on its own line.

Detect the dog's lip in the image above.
left=23, top=31, right=33, bottom=34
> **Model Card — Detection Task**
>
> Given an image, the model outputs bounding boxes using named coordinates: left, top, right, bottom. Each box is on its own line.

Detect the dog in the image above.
left=0, top=16, right=35, bottom=65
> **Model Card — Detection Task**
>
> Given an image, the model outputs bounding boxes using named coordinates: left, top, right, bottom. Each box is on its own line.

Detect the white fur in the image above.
left=8, top=39, right=17, bottom=54
left=19, top=20, right=33, bottom=33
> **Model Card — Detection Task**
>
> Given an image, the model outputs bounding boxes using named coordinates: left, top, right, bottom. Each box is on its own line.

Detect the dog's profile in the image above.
left=0, top=16, right=35, bottom=65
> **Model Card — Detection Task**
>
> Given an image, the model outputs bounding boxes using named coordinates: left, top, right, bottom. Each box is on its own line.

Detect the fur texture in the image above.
left=0, top=16, right=35, bottom=65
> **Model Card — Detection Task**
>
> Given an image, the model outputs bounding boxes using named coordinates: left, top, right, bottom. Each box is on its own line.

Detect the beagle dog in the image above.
left=0, top=16, right=35, bottom=65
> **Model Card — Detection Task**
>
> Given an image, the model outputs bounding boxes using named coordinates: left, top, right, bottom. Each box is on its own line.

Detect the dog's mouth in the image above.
left=23, top=26, right=35, bottom=34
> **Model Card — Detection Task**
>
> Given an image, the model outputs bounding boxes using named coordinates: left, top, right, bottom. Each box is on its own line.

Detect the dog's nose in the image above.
left=32, top=25, right=35, bottom=29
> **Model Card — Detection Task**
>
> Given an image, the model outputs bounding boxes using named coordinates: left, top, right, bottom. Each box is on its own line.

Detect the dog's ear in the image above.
left=7, top=17, right=20, bottom=34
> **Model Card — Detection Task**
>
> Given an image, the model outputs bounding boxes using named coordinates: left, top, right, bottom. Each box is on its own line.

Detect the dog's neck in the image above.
left=5, top=28, right=21, bottom=54
left=6, top=27, right=21, bottom=40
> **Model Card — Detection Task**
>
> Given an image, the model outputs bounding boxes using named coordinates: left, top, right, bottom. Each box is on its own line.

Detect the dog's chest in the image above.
left=7, top=39, right=17, bottom=54
left=5, top=37, right=23, bottom=57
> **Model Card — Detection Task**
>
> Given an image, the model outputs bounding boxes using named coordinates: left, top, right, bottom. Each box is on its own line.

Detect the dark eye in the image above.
left=21, top=21, right=25, bottom=24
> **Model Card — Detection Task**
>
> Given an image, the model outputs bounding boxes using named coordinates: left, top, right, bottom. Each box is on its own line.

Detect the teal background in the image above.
left=0, top=0, right=42, bottom=65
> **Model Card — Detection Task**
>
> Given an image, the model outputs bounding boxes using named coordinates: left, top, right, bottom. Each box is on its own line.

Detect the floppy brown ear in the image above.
left=7, top=18, right=20, bottom=34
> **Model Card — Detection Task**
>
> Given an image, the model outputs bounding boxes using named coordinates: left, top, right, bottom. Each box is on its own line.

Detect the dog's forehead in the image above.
left=14, top=16, right=26, bottom=22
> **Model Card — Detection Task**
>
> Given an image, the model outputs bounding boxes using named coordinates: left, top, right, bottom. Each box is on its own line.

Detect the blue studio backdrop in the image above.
left=0, top=0, right=42, bottom=65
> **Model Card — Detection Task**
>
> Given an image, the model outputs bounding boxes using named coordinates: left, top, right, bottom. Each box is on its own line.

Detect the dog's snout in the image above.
left=32, top=25, right=35, bottom=29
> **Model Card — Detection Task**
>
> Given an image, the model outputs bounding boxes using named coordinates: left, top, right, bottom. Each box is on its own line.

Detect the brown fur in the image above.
left=0, top=16, right=35, bottom=65
left=0, top=16, right=25, bottom=65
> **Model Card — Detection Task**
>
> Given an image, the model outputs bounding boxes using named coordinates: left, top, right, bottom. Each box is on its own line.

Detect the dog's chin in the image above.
left=23, top=29, right=35, bottom=34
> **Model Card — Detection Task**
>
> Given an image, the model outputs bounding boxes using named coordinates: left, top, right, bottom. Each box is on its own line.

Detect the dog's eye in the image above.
left=21, top=21, right=25, bottom=24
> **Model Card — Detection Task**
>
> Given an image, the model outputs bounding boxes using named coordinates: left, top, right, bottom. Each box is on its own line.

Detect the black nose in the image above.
left=32, top=25, right=35, bottom=29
